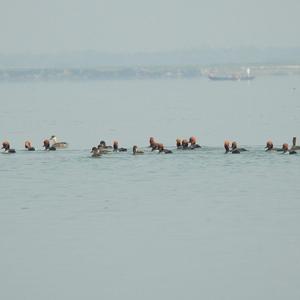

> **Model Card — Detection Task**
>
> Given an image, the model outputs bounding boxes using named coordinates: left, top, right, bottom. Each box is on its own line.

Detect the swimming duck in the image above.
left=182, top=139, right=189, bottom=149
left=149, top=137, right=159, bottom=151
left=282, top=143, right=297, bottom=155
left=113, top=141, right=127, bottom=152
left=158, top=143, right=172, bottom=154
left=265, top=140, right=281, bottom=152
left=43, top=139, right=56, bottom=151
left=149, top=137, right=156, bottom=148
left=49, top=135, right=68, bottom=149
left=176, top=139, right=183, bottom=149
left=25, top=140, right=35, bottom=151
left=231, top=141, right=240, bottom=154
left=97, top=140, right=113, bottom=154
left=282, top=143, right=289, bottom=153
left=224, top=140, right=231, bottom=153
left=97, top=144, right=110, bottom=154
left=189, top=136, right=201, bottom=149
left=98, top=140, right=112, bottom=149
left=151, top=142, right=159, bottom=151
left=231, top=141, right=247, bottom=153
left=265, top=140, right=274, bottom=151
left=133, top=145, right=144, bottom=155
left=2, top=141, right=16, bottom=153
left=91, top=146, right=101, bottom=157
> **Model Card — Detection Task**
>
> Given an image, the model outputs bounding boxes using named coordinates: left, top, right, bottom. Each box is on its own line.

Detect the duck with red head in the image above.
left=133, top=145, right=144, bottom=155
left=43, top=139, right=56, bottom=151
left=282, top=143, right=297, bottom=155
left=149, top=137, right=159, bottom=151
left=2, top=141, right=16, bottom=153
left=265, top=140, right=274, bottom=151
left=25, top=140, right=35, bottom=151
left=231, top=141, right=247, bottom=153
left=149, top=137, right=156, bottom=148
left=265, top=140, right=281, bottom=152
left=189, top=136, right=201, bottom=149
left=151, top=142, right=159, bottom=151
left=224, top=140, right=230, bottom=153
left=176, top=139, right=182, bottom=149
left=113, top=140, right=127, bottom=152
left=158, top=143, right=172, bottom=154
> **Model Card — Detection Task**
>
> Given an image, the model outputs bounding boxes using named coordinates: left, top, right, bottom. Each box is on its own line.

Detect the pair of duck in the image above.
left=24, top=139, right=57, bottom=151
left=224, top=141, right=247, bottom=154
left=176, top=137, right=201, bottom=150
left=98, top=140, right=127, bottom=152
left=149, top=137, right=172, bottom=154
left=1, top=141, right=34, bottom=153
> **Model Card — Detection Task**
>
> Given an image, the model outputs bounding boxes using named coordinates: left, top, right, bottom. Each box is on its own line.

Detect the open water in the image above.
left=0, top=76, right=300, bottom=300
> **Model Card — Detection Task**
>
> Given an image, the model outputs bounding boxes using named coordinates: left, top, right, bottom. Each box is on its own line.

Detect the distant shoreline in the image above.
left=0, top=64, right=300, bottom=81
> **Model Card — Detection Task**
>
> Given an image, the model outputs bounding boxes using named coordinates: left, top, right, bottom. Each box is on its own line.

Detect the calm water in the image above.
left=0, top=77, right=300, bottom=300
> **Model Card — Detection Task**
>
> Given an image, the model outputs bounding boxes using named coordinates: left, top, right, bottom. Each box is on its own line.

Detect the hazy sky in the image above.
left=1, top=0, right=300, bottom=54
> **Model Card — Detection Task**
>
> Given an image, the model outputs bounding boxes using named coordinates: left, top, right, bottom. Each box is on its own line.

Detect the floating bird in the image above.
left=133, top=145, right=144, bottom=155
left=25, top=140, right=35, bottom=151
left=2, top=141, right=16, bottom=153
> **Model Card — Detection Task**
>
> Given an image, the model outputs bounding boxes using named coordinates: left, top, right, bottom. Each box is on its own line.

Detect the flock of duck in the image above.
left=1, top=135, right=299, bottom=156
left=1, top=135, right=68, bottom=154
left=90, top=136, right=299, bottom=156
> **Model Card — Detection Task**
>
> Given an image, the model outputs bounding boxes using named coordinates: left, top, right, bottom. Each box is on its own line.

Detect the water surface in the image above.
left=0, top=77, right=300, bottom=300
